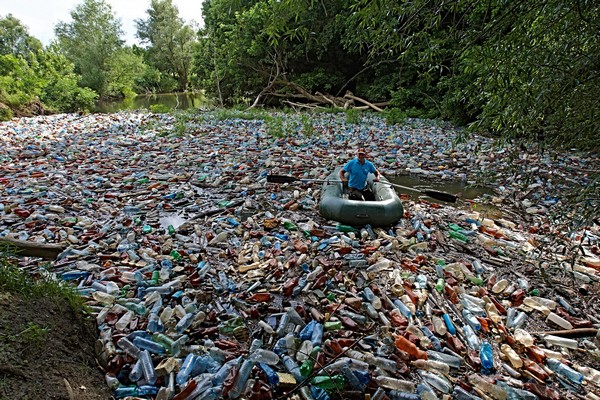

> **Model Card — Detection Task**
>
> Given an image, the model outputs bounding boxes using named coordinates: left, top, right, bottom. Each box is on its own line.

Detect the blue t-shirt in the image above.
left=343, top=158, right=376, bottom=190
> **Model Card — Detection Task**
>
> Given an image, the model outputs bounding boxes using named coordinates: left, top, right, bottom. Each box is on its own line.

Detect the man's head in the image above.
left=357, top=147, right=366, bottom=160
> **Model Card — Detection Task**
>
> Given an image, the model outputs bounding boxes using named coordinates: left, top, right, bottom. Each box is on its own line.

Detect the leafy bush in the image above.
left=383, top=108, right=407, bottom=126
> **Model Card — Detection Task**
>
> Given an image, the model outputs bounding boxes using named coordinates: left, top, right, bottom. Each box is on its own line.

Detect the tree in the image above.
left=54, top=0, right=124, bottom=96
left=0, top=14, right=42, bottom=62
left=136, top=0, right=196, bottom=91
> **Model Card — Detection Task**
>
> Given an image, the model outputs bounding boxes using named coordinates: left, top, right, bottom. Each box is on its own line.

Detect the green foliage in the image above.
left=300, top=113, right=315, bottom=136
left=344, top=108, right=361, bottom=124
left=105, top=48, right=147, bottom=98
left=1, top=322, right=49, bottom=345
left=0, top=54, right=39, bottom=106
left=0, top=251, right=86, bottom=312
left=33, top=46, right=97, bottom=112
left=264, top=114, right=285, bottom=138
left=0, top=14, right=42, bottom=62
left=136, top=0, right=196, bottom=91
left=193, top=0, right=598, bottom=150
left=55, top=0, right=125, bottom=96
left=383, top=108, right=407, bottom=126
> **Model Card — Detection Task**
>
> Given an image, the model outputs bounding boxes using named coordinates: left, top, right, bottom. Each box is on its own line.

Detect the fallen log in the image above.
left=0, top=237, right=66, bottom=260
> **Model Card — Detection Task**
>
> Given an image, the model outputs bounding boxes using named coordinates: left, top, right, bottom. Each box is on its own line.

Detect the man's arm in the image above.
left=339, top=168, right=347, bottom=181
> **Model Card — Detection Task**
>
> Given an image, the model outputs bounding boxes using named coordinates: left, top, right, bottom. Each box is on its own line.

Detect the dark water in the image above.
left=388, top=174, right=495, bottom=202
left=94, top=92, right=209, bottom=113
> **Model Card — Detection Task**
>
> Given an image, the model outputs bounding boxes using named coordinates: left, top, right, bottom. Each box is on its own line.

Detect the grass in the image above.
left=0, top=248, right=87, bottom=313
left=0, top=322, right=48, bottom=345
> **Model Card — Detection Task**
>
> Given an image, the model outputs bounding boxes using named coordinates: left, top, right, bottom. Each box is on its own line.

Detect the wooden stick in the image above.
left=532, top=328, right=598, bottom=338
left=0, top=237, right=66, bottom=260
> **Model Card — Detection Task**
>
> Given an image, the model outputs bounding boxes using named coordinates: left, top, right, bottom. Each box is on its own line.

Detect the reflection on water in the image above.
left=388, top=174, right=495, bottom=202
left=94, top=92, right=209, bottom=113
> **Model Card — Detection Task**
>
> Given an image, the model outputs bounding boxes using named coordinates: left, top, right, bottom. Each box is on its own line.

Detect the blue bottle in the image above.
left=479, top=341, right=494, bottom=373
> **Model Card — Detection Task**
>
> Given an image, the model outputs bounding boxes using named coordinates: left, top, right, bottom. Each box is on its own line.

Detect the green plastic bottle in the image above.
left=283, top=221, right=297, bottom=230
left=311, top=374, right=345, bottom=390
left=336, top=223, right=356, bottom=232
left=170, top=250, right=182, bottom=261
left=449, top=231, right=469, bottom=242
left=435, top=278, right=445, bottom=293
left=142, top=225, right=153, bottom=234
left=168, top=225, right=176, bottom=236
left=324, top=320, right=342, bottom=330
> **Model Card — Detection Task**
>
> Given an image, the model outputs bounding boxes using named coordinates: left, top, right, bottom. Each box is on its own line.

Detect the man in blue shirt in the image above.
left=339, top=147, right=382, bottom=201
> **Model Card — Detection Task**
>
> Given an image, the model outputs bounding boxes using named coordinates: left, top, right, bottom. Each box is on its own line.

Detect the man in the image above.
left=339, top=147, right=382, bottom=201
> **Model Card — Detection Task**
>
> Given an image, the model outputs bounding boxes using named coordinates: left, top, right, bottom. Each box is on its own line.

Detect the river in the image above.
left=93, top=92, right=209, bottom=113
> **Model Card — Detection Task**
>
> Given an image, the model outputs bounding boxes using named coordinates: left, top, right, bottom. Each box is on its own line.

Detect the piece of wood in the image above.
left=343, top=91, right=384, bottom=112
left=0, top=237, right=65, bottom=259
left=532, top=328, right=598, bottom=338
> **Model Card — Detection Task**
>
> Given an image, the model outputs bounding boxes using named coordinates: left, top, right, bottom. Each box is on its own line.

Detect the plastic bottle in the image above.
left=463, top=324, right=480, bottom=350
left=395, top=335, right=427, bottom=359
left=114, top=385, right=159, bottom=398
left=138, top=349, right=157, bottom=384
left=462, top=309, right=482, bottom=331
left=342, top=364, right=364, bottom=390
left=545, top=312, right=574, bottom=330
left=467, top=374, right=507, bottom=400
left=501, top=344, right=522, bottom=368
left=116, top=336, right=141, bottom=358
left=176, top=353, right=196, bottom=385
left=282, top=355, right=303, bottom=381
left=393, top=299, right=413, bottom=319
left=412, top=359, right=450, bottom=374
left=132, top=336, right=166, bottom=355
left=372, top=375, right=416, bottom=391
left=311, top=322, right=324, bottom=346
left=212, top=356, right=242, bottom=386
left=452, top=386, right=483, bottom=400
left=546, top=358, right=584, bottom=384
left=419, top=370, right=452, bottom=393
left=543, top=334, right=578, bottom=350
left=479, top=341, right=494, bottom=372
left=426, top=350, right=462, bottom=368
left=311, top=374, right=345, bottom=390
left=228, top=359, right=255, bottom=398
left=249, top=348, right=280, bottom=365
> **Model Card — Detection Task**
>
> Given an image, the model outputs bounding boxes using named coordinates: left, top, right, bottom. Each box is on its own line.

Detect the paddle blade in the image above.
left=266, top=174, right=300, bottom=184
left=422, top=190, right=458, bottom=203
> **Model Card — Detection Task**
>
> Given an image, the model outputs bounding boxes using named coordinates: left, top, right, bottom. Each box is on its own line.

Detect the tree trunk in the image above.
left=0, top=237, right=66, bottom=260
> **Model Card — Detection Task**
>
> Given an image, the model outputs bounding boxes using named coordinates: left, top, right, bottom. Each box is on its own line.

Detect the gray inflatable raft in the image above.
left=319, top=167, right=404, bottom=226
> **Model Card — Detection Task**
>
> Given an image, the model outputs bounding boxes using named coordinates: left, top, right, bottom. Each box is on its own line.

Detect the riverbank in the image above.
left=0, top=110, right=598, bottom=399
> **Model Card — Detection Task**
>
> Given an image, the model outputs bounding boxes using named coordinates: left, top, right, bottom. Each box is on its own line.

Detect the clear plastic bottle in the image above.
left=543, top=334, right=579, bottom=350
left=116, top=336, right=141, bottom=358
left=426, top=350, right=462, bottom=368
left=228, top=359, right=255, bottom=399
left=546, top=358, right=584, bottom=384
left=176, top=353, right=196, bottom=385
left=372, top=375, right=415, bottom=392
left=249, top=348, right=280, bottom=365
left=501, top=344, right=522, bottom=368
left=412, top=359, right=450, bottom=374
left=282, top=355, right=303, bottom=381
left=138, top=349, right=157, bottom=384
left=419, top=370, right=451, bottom=393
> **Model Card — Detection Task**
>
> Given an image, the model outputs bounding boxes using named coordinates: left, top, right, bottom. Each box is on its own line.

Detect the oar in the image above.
left=266, top=174, right=458, bottom=203
left=385, top=181, right=458, bottom=203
